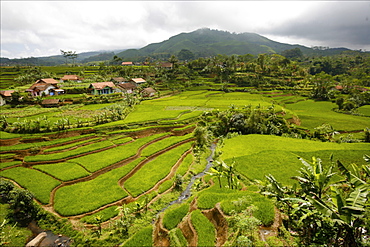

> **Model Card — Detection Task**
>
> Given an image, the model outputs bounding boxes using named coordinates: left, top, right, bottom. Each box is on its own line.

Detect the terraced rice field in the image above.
left=0, top=125, right=195, bottom=219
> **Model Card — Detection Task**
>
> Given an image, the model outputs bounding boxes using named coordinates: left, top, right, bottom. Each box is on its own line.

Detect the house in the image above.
left=26, top=78, right=64, bottom=96
left=160, top=62, right=173, bottom=69
left=141, top=87, right=157, bottom=97
left=129, top=78, right=146, bottom=85
left=121, top=61, right=134, bottom=66
left=0, top=90, right=14, bottom=106
left=89, top=82, right=116, bottom=95
left=117, top=82, right=137, bottom=94
left=60, top=75, right=83, bottom=82
left=112, top=77, right=126, bottom=83
left=41, top=99, right=60, bottom=108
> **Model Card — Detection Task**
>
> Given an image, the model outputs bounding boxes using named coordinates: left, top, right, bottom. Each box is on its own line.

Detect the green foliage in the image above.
left=163, top=203, right=189, bottom=230
left=190, top=209, right=216, bottom=247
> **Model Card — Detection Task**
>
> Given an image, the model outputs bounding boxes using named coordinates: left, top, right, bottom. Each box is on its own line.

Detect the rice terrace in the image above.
left=1, top=30, right=370, bottom=247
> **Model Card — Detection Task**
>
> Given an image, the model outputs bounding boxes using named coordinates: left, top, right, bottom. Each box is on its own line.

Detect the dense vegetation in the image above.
left=0, top=45, right=369, bottom=246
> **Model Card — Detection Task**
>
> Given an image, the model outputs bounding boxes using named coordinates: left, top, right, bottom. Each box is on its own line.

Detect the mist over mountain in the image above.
left=1, top=28, right=359, bottom=66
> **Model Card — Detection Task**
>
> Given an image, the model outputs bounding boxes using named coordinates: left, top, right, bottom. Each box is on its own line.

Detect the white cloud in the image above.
left=1, top=1, right=369, bottom=58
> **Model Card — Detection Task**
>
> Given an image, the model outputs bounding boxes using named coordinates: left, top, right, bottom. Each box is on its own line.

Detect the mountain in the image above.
left=0, top=49, right=127, bottom=66
left=1, top=28, right=359, bottom=66
left=116, top=28, right=351, bottom=61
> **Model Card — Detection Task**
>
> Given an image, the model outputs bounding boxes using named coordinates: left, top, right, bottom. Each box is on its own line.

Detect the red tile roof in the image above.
left=35, top=78, right=59, bottom=84
left=0, top=90, right=15, bottom=97
left=61, top=75, right=83, bottom=81
left=130, top=78, right=146, bottom=84
left=90, top=82, right=116, bottom=90
left=118, top=82, right=137, bottom=90
left=122, top=62, right=133, bottom=65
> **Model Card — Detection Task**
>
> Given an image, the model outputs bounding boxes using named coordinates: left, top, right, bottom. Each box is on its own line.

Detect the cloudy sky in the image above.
left=1, top=1, right=369, bottom=59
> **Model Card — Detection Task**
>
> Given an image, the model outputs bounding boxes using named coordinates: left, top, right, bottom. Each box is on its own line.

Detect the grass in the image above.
left=80, top=206, right=119, bottom=224
left=158, top=179, right=174, bottom=194
left=197, top=187, right=275, bottom=226
left=122, top=225, right=153, bottom=247
left=285, top=99, right=369, bottom=131
left=357, top=105, right=370, bottom=117
left=24, top=140, right=114, bottom=162
left=0, top=167, right=61, bottom=204
left=0, top=131, right=21, bottom=139
left=70, top=134, right=167, bottom=172
left=33, top=162, right=91, bottom=181
left=124, top=142, right=192, bottom=197
left=140, top=133, right=193, bottom=157
left=163, top=203, right=189, bottom=230
left=0, top=161, right=21, bottom=169
left=169, top=228, right=188, bottom=247
left=1, top=133, right=95, bottom=152
left=221, top=134, right=370, bottom=185
left=54, top=157, right=145, bottom=216
left=176, top=153, right=193, bottom=176
left=190, top=209, right=216, bottom=247
left=43, top=137, right=101, bottom=152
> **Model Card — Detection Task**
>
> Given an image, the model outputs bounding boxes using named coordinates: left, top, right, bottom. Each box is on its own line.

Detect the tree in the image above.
left=263, top=156, right=369, bottom=246
left=60, top=50, right=78, bottom=66
left=281, top=48, right=303, bottom=59
left=178, top=49, right=194, bottom=61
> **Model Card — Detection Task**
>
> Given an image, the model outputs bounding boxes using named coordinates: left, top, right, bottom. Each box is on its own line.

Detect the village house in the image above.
left=60, top=74, right=83, bottom=82
left=160, top=62, right=173, bottom=69
left=117, top=82, right=137, bottom=94
left=141, top=87, right=157, bottom=97
left=129, top=78, right=146, bottom=86
left=26, top=78, right=64, bottom=97
left=0, top=90, right=15, bottom=106
left=112, top=77, right=126, bottom=83
left=41, top=99, right=60, bottom=108
left=88, top=82, right=116, bottom=95
left=121, top=61, right=134, bottom=66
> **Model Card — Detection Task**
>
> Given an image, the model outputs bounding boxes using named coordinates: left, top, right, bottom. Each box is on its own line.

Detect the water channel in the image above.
left=156, top=143, right=216, bottom=216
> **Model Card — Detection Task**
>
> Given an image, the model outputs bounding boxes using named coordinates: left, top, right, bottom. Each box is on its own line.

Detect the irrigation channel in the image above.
left=156, top=143, right=216, bottom=217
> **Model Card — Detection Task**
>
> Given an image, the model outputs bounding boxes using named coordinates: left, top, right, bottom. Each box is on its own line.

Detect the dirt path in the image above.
left=178, top=214, right=198, bottom=247
left=153, top=214, right=170, bottom=247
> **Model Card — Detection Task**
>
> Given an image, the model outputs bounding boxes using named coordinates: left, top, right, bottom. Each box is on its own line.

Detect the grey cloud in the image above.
left=261, top=2, right=370, bottom=48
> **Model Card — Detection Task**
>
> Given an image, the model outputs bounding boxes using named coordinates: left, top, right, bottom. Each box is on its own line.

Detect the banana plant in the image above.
left=291, top=157, right=336, bottom=199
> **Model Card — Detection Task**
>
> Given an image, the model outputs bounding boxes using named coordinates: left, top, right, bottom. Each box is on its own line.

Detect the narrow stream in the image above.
left=156, top=143, right=216, bottom=216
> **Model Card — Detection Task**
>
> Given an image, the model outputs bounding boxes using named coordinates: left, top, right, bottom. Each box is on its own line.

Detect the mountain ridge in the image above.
left=1, top=28, right=363, bottom=65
